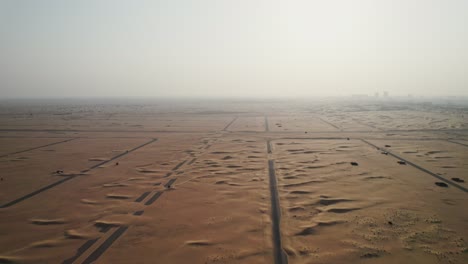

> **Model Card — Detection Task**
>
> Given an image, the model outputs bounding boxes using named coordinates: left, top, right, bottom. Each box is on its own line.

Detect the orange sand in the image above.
left=0, top=100, right=466, bottom=264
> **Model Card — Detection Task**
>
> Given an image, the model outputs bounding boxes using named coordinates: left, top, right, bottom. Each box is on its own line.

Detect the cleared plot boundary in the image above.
left=317, top=117, right=342, bottom=131
left=446, top=139, right=468, bottom=148
left=0, top=138, right=158, bottom=208
left=0, top=138, right=76, bottom=158
left=222, top=116, right=238, bottom=131
left=81, top=226, right=129, bottom=264
left=172, top=160, right=187, bottom=171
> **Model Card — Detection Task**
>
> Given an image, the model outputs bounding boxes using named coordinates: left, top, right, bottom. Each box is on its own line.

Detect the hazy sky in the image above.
left=1, top=0, right=467, bottom=98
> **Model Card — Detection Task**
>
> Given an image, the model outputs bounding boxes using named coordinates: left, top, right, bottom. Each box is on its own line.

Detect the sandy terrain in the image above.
left=0, top=99, right=467, bottom=264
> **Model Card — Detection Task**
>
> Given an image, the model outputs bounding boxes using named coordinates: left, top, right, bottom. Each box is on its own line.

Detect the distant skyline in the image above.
left=1, top=0, right=468, bottom=98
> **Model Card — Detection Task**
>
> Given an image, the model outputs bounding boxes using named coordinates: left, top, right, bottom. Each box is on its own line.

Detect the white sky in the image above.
left=1, top=0, right=467, bottom=98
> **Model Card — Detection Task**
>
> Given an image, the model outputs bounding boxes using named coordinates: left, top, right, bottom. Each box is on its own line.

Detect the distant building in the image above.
left=383, top=91, right=389, bottom=97
left=374, top=92, right=379, bottom=98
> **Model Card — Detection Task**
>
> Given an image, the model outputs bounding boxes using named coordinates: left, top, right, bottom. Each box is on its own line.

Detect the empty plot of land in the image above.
left=227, top=116, right=266, bottom=132
left=268, top=116, right=341, bottom=132
left=0, top=134, right=209, bottom=260
left=353, top=111, right=468, bottom=131
left=70, top=136, right=271, bottom=264
left=0, top=138, right=150, bottom=204
left=0, top=113, right=232, bottom=132
left=368, top=139, right=468, bottom=183
left=272, top=139, right=468, bottom=264
left=320, top=114, right=374, bottom=131
left=0, top=137, right=74, bottom=157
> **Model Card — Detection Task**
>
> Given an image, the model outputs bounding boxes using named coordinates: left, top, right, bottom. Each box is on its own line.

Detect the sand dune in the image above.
left=106, top=193, right=133, bottom=199
left=30, top=218, right=66, bottom=225
left=184, top=240, right=214, bottom=246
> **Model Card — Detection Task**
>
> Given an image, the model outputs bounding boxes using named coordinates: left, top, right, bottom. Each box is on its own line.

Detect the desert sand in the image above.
left=0, top=99, right=467, bottom=264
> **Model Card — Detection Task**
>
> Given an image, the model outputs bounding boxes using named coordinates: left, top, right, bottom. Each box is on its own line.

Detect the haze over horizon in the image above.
left=1, top=0, right=467, bottom=99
